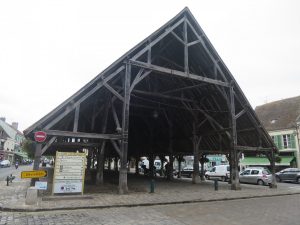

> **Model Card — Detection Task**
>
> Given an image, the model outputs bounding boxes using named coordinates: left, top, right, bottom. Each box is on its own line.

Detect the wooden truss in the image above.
left=24, top=8, right=277, bottom=193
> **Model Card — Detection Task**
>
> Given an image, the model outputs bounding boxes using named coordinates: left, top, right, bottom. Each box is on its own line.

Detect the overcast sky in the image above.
left=1, top=0, right=299, bottom=132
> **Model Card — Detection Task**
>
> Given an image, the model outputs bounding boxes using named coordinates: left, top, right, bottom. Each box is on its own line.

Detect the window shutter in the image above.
left=276, top=135, right=283, bottom=149
left=291, top=135, right=296, bottom=148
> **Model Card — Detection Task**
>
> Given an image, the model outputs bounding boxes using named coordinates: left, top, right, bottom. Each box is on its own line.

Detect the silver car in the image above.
left=239, top=167, right=272, bottom=185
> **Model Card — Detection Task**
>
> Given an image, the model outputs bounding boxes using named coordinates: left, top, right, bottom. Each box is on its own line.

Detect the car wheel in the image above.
left=297, top=177, right=300, bottom=184
left=207, top=176, right=210, bottom=180
left=221, top=176, right=226, bottom=182
left=257, top=180, right=264, bottom=186
left=276, top=176, right=281, bottom=182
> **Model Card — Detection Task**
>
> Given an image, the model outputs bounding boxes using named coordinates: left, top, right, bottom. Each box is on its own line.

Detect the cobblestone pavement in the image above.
left=1, top=194, right=299, bottom=225
left=1, top=170, right=300, bottom=211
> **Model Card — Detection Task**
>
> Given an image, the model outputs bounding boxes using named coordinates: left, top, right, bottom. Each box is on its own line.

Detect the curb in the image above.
left=1, top=192, right=300, bottom=213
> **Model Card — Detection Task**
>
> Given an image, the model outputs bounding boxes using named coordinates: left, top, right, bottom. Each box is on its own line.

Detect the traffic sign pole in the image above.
left=30, top=143, right=42, bottom=186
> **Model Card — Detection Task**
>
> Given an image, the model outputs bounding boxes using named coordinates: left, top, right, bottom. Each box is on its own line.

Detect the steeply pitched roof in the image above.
left=0, top=120, right=17, bottom=140
left=255, top=95, right=300, bottom=131
left=23, top=7, right=275, bottom=155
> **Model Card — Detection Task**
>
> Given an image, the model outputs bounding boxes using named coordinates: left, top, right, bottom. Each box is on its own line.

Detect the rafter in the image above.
left=129, top=60, right=230, bottom=87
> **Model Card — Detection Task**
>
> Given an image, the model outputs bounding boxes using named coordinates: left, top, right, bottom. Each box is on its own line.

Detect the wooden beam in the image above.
left=103, top=82, right=124, bottom=102
left=132, top=17, right=185, bottom=61
left=44, top=66, right=125, bottom=130
left=129, top=70, right=151, bottom=93
left=235, top=109, right=246, bottom=120
left=110, top=140, right=121, bottom=157
left=43, top=130, right=121, bottom=140
left=119, top=62, right=131, bottom=194
left=185, top=19, right=228, bottom=83
left=162, top=83, right=207, bottom=94
left=187, top=39, right=201, bottom=47
left=73, top=105, right=80, bottom=132
left=111, top=100, right=121, bottom=130
left=171, top=31, right=185, bottom=45
left=183, top=18, right=189, bottom=74
left=41, top=137, right=57, bottom=155
left=129, top=60, right=230, bottom=87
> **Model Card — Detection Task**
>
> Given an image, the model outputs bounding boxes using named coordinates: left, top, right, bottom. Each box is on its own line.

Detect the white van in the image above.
left=205, top=165, right=230, bottom=181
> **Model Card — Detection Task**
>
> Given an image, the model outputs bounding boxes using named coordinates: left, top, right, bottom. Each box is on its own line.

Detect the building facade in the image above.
left=250, top=96, right=300, bottom=169
left=0, top=117, right=27, bottom=163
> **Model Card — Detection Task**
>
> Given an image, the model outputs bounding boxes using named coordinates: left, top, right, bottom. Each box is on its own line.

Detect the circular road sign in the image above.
left=34, top=131, right=47, bottom=143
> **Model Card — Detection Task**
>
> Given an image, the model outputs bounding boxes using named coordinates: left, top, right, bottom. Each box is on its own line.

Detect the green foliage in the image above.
left=21, top=139, right=35, bottom=159
left=199, top=157, right=209, bottom=164
left=275, top=155, right=281, bottom=163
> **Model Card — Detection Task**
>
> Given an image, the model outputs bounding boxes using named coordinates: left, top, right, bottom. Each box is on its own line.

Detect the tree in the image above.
left=22, top=139, right=35, bottom=159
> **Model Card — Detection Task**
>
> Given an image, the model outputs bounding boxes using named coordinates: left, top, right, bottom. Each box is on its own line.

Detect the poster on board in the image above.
left=53, top=152, right=86, bottom=194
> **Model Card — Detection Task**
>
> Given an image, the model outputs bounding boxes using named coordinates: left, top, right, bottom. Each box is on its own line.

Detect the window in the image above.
left=242, top=170, right=250, bottom=175
left=251, top=170, right=259, bottom=175
left=282, top=134, right=292, bottom=149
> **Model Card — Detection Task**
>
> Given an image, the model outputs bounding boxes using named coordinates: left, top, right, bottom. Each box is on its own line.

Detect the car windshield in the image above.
left=262, top=169, right=271, bottom=175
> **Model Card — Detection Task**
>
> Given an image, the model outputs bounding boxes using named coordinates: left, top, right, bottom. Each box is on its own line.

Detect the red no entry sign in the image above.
left=34, top=131, right=47, bottom=143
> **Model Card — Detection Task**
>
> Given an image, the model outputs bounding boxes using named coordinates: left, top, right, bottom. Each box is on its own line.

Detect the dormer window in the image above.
left=271, top=119, right=277, bottom=124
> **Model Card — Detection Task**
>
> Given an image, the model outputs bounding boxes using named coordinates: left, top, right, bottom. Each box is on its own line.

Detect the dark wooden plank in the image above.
left=43, top=130, right=121, bottom=140
left=73, top=105, right=80, bottom=132
left=129, top=60, right=230, bottom=87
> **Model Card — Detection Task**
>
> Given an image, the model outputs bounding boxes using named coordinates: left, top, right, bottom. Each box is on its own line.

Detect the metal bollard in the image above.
left=150, top=179, right=155, bottom=193
left=6, top=174, right=15, bottom=186
left=214, top=179, right=218, bottom=191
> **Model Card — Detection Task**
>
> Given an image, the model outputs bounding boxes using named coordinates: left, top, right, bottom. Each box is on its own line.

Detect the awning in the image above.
left=14, top=151, right=28, bottom=159
left=240, top=156, right=295, bottom=166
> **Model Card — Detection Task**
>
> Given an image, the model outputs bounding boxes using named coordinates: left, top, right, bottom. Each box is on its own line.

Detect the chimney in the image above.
left=12, top=122, right=18, bottom=130
left=0, top=117, right=5, bottom=122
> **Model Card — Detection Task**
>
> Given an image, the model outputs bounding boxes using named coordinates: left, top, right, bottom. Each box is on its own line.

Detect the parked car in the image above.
left=205, top=165, right=230, bottom=181
left=0, top=160, right=11, bottom=168
left=180, top=165, right=206, bottom=178
left=181, top=166, right=194, bottom=178
left=275, top=168, right=300, bottom=183
left=239, top=167, right=272, bottom=185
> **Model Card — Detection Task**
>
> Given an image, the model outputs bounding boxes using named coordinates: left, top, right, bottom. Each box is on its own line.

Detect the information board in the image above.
left=53, top=152, right=86, bottom=194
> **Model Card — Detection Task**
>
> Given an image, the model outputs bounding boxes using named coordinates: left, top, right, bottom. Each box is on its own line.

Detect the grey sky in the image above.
left=0, top=0, right=299, bottom=131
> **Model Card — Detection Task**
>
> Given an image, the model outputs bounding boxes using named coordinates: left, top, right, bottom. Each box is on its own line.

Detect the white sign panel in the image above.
left=35, top=181, right=48, bottom=190
left=53, top=180, right=82, bottom=193
left=53, top=152, right=86, bottom=194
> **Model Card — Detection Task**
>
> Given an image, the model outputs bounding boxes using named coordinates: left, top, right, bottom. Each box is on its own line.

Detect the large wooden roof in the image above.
left=24, top=7, right=275, bottom=157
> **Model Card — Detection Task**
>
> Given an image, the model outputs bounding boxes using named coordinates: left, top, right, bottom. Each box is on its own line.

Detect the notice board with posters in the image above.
left=53, top=151, right=86, bottom=194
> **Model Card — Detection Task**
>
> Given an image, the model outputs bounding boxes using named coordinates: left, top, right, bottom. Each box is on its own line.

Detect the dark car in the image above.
left=180, top=166, right=205, bottom=178
left=275, top=168, right=300, bottom=183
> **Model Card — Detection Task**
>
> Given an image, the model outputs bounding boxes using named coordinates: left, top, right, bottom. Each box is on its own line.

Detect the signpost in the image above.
left=53, top=152, right=86, bottom=195
left=21, top=170, right=48, bottom=179
left=34, top=131, right=47, bottom=143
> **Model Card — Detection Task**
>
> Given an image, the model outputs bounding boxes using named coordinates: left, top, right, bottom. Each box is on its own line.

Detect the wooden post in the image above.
left=160, top=155, right=166, bottom=177
left=135, top=157, right=140, bottom=175
left=114, top=157, right=118, bottom=171
left=149, top=155, right=154, bottom=178
left=168, top=155, right=174, bottom=180
left=96, top=96, right=110, bottom=185
left=118, top=62, right=131, bottom=194
left=30, top=143, right=42, bottom=186
left=269, top=151, right=277, bottom=188
left=192, top=123, right=200, bottom=184
left=108, top=157, right=111, bottom=171
left=230, top=84, right=241, bottom=190
left=96, top=141, right=106, bottom=185
left=177, top=156, right=182, bottom=178
left=200, top=155, right=205, bottom=181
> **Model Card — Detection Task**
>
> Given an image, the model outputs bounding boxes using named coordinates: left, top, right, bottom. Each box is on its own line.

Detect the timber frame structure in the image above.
left=24, top=7, right=277, bottom=193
